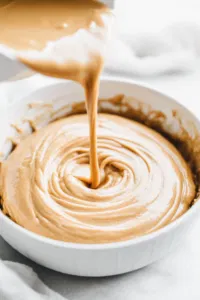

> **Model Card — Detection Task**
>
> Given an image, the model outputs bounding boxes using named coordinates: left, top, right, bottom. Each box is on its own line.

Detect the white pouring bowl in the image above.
left=0, top=77, right=200, bottom=277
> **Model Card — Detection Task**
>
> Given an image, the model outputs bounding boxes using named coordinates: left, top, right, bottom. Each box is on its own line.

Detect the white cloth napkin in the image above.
left=0, top=260, right=66, bottom=300
left=105, top=22, right=200, bottom=77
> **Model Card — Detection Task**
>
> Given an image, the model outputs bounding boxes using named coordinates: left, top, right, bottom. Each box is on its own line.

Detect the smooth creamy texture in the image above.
left=0, top=1, right=196, bottom=243
left=1, top=114, right=195, bottom=243
left=0, top=0, right=107, bottom=51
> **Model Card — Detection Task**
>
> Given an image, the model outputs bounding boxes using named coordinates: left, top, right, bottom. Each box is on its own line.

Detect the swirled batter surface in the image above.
left=1, top=114, right=195, bottom=243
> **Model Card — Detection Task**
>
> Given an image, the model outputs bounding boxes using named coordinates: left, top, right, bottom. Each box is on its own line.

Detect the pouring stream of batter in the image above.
left=0, top=0, right=109, bottom=187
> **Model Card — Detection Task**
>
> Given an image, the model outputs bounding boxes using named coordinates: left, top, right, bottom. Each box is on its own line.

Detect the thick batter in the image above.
left=0, top=1, right=196, bottom=243
left=1, top=114, right=195, bottom=243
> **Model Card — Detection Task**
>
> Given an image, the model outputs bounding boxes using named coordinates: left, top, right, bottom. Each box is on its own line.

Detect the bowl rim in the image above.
left=1, top=76, right=200, bottom=250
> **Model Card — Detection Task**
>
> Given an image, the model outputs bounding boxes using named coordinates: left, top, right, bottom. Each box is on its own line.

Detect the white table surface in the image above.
left=0, top=71, right=200, bottom=300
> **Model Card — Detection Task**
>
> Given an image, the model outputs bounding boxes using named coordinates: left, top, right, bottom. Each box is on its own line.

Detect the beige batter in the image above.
left=0, top=0, right=107, bottom=50
left=0, top=1, right=196, bottom=243
left=1, top=114, right=195, bottom=243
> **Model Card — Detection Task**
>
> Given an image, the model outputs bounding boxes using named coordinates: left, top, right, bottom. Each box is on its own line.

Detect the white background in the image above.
left=115, top=0, right=200, bottom=34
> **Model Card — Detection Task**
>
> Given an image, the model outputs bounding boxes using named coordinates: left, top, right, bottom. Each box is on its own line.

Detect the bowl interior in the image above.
left=1, top=77, right=200, bottom=247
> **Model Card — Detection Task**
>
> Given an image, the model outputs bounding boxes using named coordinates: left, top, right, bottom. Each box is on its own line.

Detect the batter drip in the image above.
left=0, top=0, right=110, bottom=188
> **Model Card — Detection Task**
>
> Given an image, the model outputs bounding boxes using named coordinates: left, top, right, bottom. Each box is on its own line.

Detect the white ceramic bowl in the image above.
left=1, top=78, right=200, bottom=277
